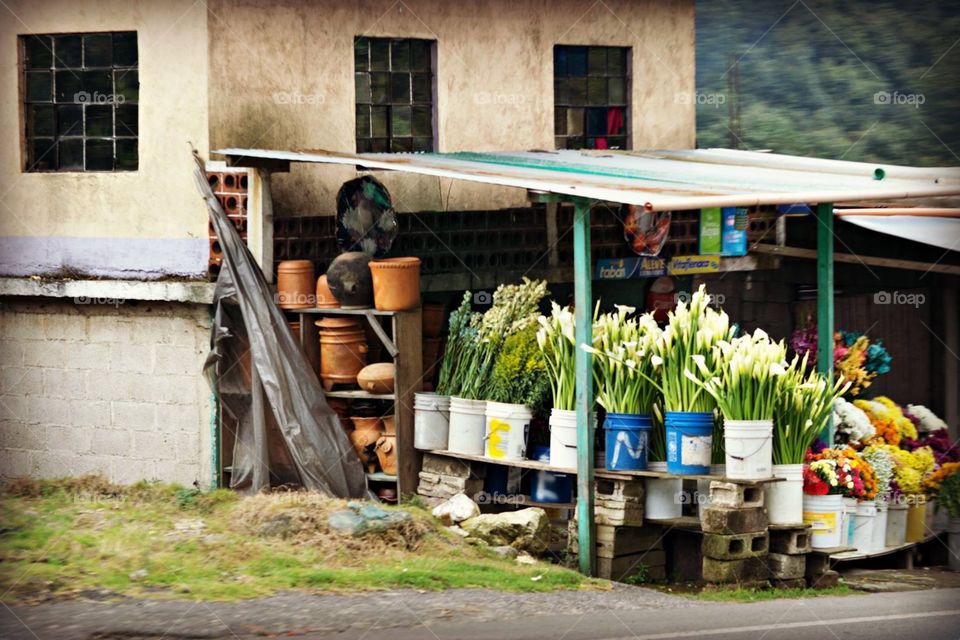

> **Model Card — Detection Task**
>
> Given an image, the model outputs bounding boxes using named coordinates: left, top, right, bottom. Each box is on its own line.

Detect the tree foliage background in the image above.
left=695, top=1, right=960, bottom=166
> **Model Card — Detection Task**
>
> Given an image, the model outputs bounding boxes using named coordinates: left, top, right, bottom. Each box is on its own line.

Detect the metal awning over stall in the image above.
left=218, top=146, right=960, bottom=576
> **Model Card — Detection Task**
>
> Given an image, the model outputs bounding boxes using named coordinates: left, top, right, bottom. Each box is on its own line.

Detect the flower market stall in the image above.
left=219, top=146, right=960, bottom=580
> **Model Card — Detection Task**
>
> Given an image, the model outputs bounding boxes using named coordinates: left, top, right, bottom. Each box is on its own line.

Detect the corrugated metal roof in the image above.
left=215, top=147, right=960, bottom=211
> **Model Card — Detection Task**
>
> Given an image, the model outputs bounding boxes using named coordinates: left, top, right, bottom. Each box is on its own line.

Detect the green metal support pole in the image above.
left=572, top=198, right=595, bottom=577
left=816, top=202, right=835, bottom=443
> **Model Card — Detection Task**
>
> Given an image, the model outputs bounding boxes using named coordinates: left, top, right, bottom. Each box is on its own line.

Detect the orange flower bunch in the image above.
left=812, top=447, right=878, bottom=500
left=855, top=399, right=901, bottom=447
left=923, top=462, right=960, bottom=498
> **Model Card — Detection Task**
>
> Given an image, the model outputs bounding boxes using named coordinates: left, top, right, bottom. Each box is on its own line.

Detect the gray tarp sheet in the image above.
left=194, top=152, right=369, bottom=498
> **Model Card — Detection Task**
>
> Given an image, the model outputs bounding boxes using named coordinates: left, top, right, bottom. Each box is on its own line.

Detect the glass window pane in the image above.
left=370, top=72, right=389, bottom=104
left=85, top=138, right=113, bottom=170
left=85, top=104, right=113, bottom=137
left=608, top=77, right=626, bottom=104
left=115, top=104, right=138, bottom=136
left=27, top=105, right=55, bottom=137
left=554, top=78, right=568, bottom=105
left=608, top=47, right=626, bottom=75
left=410, top=40, right=431, bottom=71
left=390, top=73, right=410, bottom=103
left=371, top=106, right=388, bottom=137
left=57, top=105, right=83, bottom=136
left=58, top=137, right=83, bottom=170
left=115, top=138, right=137, bottom=170
left=114, top=70, right=138, bottom=102
left=566, top=108, right=584, bottom=136
left=26, top=71, right=52, bottom=102
left=390, top=40, right=410, bottom=72
left=566, top=47, right=587, bottom=76
left=55, top=71, right=82, bottom=102
left=391, top=105, right=411, bottom=137
left=355, top=73, right=371, bottom=103
left=84, top=34, right=112, bottom=67
left=354, top=38, right=369, bottom=71
left=25, top=36, right=53, bottom=69
left=412, top=73, right=431, bottom=103
left=355, top=105, right=370, bottom=137
left=29, top=138, right=56, bottom=171
left=54, top=35, right=82, bottom=68
left=588, top=47, right=607, bottom=75
left=370, top=39, right=389, bottom=71
left=83, top=70, right=112, bottom=95
left=568, top=77, right=586, bottom=105
left=554, top=107, right=567, bottom=135
left=587, top=77, right=607, bottom=105
left=112, top=32, right=137, bottom=66
left=413, top=136, right=432, bottom=152
left=412, top=105, right=430, bottom=136
left=554, top=47, right=567, bottom=76
left=586, top=107, right=607, bottom=136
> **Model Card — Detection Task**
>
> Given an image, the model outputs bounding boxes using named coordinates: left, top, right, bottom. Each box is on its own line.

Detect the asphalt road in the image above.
left=2, top=586, right=959, bottom=640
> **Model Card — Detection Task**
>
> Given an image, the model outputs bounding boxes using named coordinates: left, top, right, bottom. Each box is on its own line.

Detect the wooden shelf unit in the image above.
left=295, top=306, right=422, bottom=497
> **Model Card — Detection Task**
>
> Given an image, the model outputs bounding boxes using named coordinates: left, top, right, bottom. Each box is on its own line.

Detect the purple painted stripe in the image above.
left=0, top=236, right=208, bottom=280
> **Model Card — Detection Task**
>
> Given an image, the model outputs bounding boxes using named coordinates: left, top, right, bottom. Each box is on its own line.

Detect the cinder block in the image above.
left=175, top=431, right=200, bottom=459
left=568, top=522, right=663, bottom=558
left=42, top=369, right=85, bottom=399
left=28, top=397, right=71, bottom=426
left=71, top=400, right=111, bottom=428
left=808, top=569, right=840, bottom=589
left=597, top=551, right=667, bottom=582
left=154, top=345, right=201, bottom=376
left=90, top=429, right=131, bottom=457
left=2, top=366, right=43, bottom=397
left=42, top=314, right=88, bottom=341
left=109, top=343, right=154, bottom=374
left=23, top=341, right=66, bottom=368
left=0, top=449, right=34, bottom=477
left=768, top=552, right=806, bottom=579
left=596, top=477, right=645, bottom=501
left=702, top=556, right=768, bottom=584
left=769, top=527, right=812, bottom=554
left=701, top=506, right=767, bottom=534
left=422, top=453, right=482, bottom=478
left=65, top=343, right=110, bottom=370
left=805, top=552, right=831, bottom=579
left=0, top=422, right=46, bottom=450
left=709, top=481, right=764, bottom=508
left=112, top=401, right=157, bottom=431
left=132, top=431, right=176, bottom=460
left=771, top=577, right=807, bottom=589
left=702, top=531, right=769, bottom=561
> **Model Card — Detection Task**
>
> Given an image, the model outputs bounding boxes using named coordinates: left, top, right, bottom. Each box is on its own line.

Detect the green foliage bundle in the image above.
left=489, top=325, right=551, bottom=417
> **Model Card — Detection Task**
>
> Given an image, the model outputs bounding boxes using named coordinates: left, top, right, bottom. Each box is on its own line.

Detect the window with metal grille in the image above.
left=354, top=37, right=434, bottom=153
left=554, top=45, right=629, bottom=150
left=21, top=32, right=138, bottom=172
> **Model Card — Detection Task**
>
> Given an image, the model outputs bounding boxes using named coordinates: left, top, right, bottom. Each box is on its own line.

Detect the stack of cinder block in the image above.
left=567, top=477, right=665, bottom=581
left=417, top=453, right=484, bottom=501
left=767, top=526, right=813, bottom=588
left=701, top=481, right=770, bottom=586
left=804, top=546, right=840, bottom=589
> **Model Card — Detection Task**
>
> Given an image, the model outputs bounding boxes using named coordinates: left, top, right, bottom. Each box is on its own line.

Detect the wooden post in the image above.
left=816, top=202, right=835, bottom=443
left=572, top=198, right=595, bottom=576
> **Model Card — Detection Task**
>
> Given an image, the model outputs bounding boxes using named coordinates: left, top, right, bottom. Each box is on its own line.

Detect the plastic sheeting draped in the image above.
left=194, top=152, right=369, bottom=498
left=840, top=214, right=960, bottom=252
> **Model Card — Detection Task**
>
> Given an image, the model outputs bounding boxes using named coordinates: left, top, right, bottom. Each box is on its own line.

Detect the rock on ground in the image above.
left=432, top=492, right=481, bottom=525
left=459, top=508, right=549, bottom=554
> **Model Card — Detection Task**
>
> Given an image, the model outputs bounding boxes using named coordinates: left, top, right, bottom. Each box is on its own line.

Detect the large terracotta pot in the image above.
left=277, top=260, right=315, bottom=309
left=375, top=434, right=398, bottom=475
left=327, top=252, right=373, bottom=309
left=349, top=416, right=383, bottom=472
left=382, top=415, right=396, bottom=435
left=357, top=362, right=395, bottom=394
left=316, top=318, right=368, bottom=390
left=422, top=302, right=446, bottom=337
left=369, top=257, right=421, bottom=311
left=315, top=275, right=340, bottom=309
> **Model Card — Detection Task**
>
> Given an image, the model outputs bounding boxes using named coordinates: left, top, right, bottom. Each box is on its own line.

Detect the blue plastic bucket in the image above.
left=604, top=413, right=652, bottom=471
left=527, top=445, right=573, bottom=504
left=665, top=411, right=713, bottom=475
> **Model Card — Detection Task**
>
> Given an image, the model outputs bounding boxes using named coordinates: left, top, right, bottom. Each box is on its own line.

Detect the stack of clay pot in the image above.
left=376, top=415, right=398, bottom=475
left=315, top=317, right=368, bottom=391
left=346, top=414, right=397, bottom=475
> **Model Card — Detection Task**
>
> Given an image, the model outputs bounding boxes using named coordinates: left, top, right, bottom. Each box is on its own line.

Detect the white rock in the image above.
left=446, top=525, right=470, bottom=538
left=516, top=553, right=537, bottom=565
left=432, top=492, right=481, bottom=525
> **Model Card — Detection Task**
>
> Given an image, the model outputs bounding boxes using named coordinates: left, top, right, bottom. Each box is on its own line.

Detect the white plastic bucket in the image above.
left=842, top=497, right=858, bottom=547
left=696, top=464, right=725, bottom=518
left=447, top=397, right=487, bottom=455
left=414, top=393, right=450, bottom=450
left=549, top=408, right=593, bottom=469
left=646, top=461, right=683, bottom=520
left=484, top=401, right=532, bottom=461
left=871, top=501, right=888, bottom=552
left=853, top=501, right=876, bottom=552
left=766, top=464, right=805, bottom=525
left=723, top=419, right=773, bottom=480
left=803, top=493, right=844, bottom=548
left=886, top=502, right=908, bottom=547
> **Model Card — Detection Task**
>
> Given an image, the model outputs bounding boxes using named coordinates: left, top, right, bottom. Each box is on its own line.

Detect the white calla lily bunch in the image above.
left=537, top=302, right=578, bottom=411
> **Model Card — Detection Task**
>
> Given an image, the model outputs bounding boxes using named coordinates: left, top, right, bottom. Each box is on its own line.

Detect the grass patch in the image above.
left=687, top=585, right=853, bottom=602
left=0, top=475, right=590, bottom=602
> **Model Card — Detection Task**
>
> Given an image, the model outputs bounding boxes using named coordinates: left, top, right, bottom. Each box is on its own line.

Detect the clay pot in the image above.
left=357, top=362, right=395, bottom=394
left=422, top=302, right=446, bottom=337
left=375, top=434, right=398, bottom=475
left=382, top=415, right=396, bottom=435
left=316, top=318, right=368, bottom=390
left=277, top=260, right=315, bottom=309
left=315, top=275, right=340, bottom=309
left=349, top=416, right=383, bottom=472
left=327, top=252, right=373, bottom=309
left=369, top=257, right=422, bottom=311
left=376, top=486, right=398, bottom=504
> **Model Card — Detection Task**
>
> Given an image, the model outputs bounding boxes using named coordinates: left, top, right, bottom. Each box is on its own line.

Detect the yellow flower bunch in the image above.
left=835, top=336, right=876, bottom=396
left=874, top=396, right=918, bottom=441
left=855, top=399, right=900, bottom=446
left=923, top=462, right=960, bottom=497
left=882, top=445, right=936, bottom=496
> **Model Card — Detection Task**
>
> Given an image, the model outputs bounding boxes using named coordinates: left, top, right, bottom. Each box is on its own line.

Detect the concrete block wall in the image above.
left=0, top=299, right=213, bottom=486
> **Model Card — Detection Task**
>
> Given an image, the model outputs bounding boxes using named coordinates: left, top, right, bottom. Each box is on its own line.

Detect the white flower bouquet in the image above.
left=906, top=404, right=949, bottom=434
left=833, top=397, right=875, bottom=446
left=537, top=302, right=577, bottom=411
